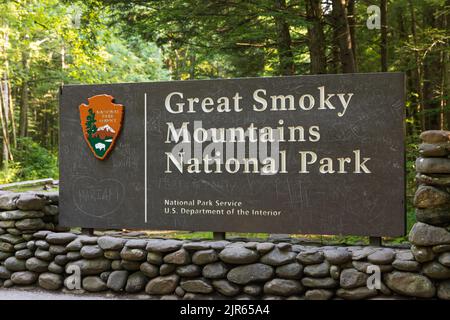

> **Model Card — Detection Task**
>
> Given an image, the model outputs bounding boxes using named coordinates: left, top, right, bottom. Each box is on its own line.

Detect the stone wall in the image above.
left=1, top=135, right=450, bottom=299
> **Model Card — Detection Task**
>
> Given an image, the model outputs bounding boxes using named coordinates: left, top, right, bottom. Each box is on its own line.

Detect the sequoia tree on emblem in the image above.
left=79, top=94, right=124, bottom=160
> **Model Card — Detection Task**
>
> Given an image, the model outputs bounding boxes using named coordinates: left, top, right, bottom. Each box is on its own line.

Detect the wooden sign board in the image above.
left=59, top=73, right=405, bottom=236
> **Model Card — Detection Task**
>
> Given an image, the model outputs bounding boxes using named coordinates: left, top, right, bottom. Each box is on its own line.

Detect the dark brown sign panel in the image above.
left=59, top=73, right=405, bottom=236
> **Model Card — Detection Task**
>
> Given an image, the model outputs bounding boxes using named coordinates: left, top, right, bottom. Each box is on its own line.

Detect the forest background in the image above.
left=0, top=0, right=448, bottom=238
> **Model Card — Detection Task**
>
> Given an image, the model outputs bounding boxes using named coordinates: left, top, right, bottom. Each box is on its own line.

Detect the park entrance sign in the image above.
left=59, top=73, right=405, bottom=236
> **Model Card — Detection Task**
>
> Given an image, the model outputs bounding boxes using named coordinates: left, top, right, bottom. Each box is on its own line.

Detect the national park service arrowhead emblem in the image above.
left=79, top=95, right=123, bottom=160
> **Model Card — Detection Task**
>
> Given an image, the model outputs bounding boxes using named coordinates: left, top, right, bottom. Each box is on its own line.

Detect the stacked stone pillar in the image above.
left=411, top=130, right=450, bottom=299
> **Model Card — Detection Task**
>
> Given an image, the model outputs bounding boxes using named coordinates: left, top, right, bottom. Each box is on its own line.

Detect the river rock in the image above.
left=392, top=259, right=420, bottom=272
left=120, top=260, right=141, bottom=271
left=147, top=252, right=163, bottom=265
left=352, top=261, right=392, bottom=273
left=209, top=241, right=230, bottom=250
left=297, top=250, right=324, bottom=265
left=411, top=245, right=435, bottom=263
left=340, top=268, right=368, bottom=289
left=419, top=142, right=450, bottom=157
left=176, top=264, right=201, bottom=277
left=264, top=279, right=303, bottom=296
left=219, top=246, right=259, bottom=264
left=0, top=210, right=44, bottom=220
left=104, top=250, right=121, bottom=260
left=433, top=244, right=450, bottom=253
left=414, top=185, right=450, bottom=208
left=336, top=287, right=377, bottom=300
left=352, top=247, right=377, bottom=261
left=0, top=266, right=11, bottom=279
left=120, top=247, right=146, bottom=261
left=409, top=222, right=450, bottom=246
left=256, top=243, right=275, bottom=253
left=97, top=236, right=127, bottom=250
left=243, top=284, right=262, bottom=296
left=0, top=234, right=24, bottom=245
left=81, top=245, right=103, bottom=259
left=25, top=257, right=48, bottom=272
left=275, top=262, right=303, bottom=279
left=304, top=261, right=330, bottom=277
left=35, top=248, right=53, bottom=261
left=182, top=241, right=211, bottom=250
left=107, top=270, right=128, bottom=291
left=395, top=250, right=414, bottom=261
left=160, top=263, right=176, bottom=275
left=46, top=232, right=77, bottom=245
left=437, top=280, right=450, bottom=300
left=66, top=239, right=82, bottom=251
left=32, top=230, right=52, bottom=239
left=417, top=206, right=450, bottom=225
left=10, top=271, right=37, bottom=285
left=192, top=249, right=218, bottom=265
left=385, top=271, right=436, bottom=298
left=420, top=130, right=450, bottom=143
left=14, top=249, right=32, bottom=260
left=212, top=280, right=240, bottom=297
left=202, top=262, right=228, bottom=279
left=66, top=258, right=111, bottom=275
left=16, top=194, right=46, bottom=211
left=145, top=274, right=179, bottom=294
left=66, top=251, right=81, bottom=261
left=260, top=247, right=296, bottom=266
left=0, top=221, right=15, bottom=228
left=140, top=262, right=159, bottom=278
left=125, top=239, right=147, bottom=249
left=227, top=263, right=274, bottom=285
left=5, top=256, right=26, bottom=271
left=180, top=278, right=213, bottom=294
left=323, top=249, right=351, bottom=265
left=367, top=249, right=395, bottom=265
left=43, top=205, right=58, bottom=216
left=38, top=273, right=63, bottom=290
left=0, top=192, right=19, bottom=210
left=146, top=239, right=183, bottom=253
left=48, top=262, right=63, bottom=274
left=15, top=218, right=45, bottom=230
left=439, top=252, right=450, bottom=266
left=54, top=255, right=68, bottom=266
left=163, top=248, right=190, bottom=265
left=301, top=277, right=337, bottom=289
left=49, top=245, right=66, bottom=255
left=422, top=261, right=450, bottom=279
left=0, top=241, right=14, bottom=252
left=416, top=157, right=450, bottom=174
left=83, top=276, right=107, bottom=292
left=125, top=271, right=148, bottom=293
left=305, top=289, right=334, bottom=300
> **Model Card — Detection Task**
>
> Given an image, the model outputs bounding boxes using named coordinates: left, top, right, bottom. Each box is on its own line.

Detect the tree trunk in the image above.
left=306, top=0, right=327, bottom=74
left=347, top=0, right=357, bottom=65
left=380, top=0, right=388, bottom=72
left=19, top=50, right=30, bottom=138
left=409, top=0, right=424, bottom=130
left=274, top=0, right=295, bottom=75
left=0, top=85, right=13, bottom=165
left=444, top=0, right=450, bottom=129
left=422, top=5, right=441, bottom=130
left=332, top=0, right=357, bottom=73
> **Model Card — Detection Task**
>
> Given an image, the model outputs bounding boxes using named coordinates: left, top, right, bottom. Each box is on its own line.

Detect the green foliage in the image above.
left=0, top=138, right=58, bottom=184
left=85, top=109, right=97, bottom=138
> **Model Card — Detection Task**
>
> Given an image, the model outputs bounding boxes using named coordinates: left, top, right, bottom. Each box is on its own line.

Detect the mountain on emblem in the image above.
left=79, top=95, right=124, bottom=160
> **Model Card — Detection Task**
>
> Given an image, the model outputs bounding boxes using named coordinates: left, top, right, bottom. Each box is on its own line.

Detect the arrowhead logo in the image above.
left=79, top=95, right=124, bottom=160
